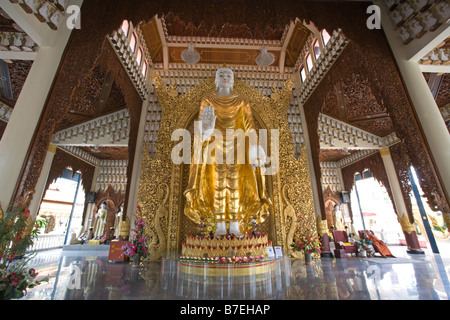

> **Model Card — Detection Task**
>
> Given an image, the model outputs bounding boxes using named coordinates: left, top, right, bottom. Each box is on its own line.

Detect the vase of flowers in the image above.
left=0, top=203, right=48, bottom=299
left=122, top=205, right=149, bottom=268
left=291, top=233, right=322, bottom=265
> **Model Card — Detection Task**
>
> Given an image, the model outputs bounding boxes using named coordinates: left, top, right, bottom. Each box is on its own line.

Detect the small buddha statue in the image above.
left=93, top=202, right=108, bottom=238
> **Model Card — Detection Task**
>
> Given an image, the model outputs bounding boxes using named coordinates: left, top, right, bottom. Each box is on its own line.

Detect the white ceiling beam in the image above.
left=167, top=42, right=282, bottom=51
left=419, top=63, right=450, bottom=74
left=0, top=50, right=38, bottom=60
left=405, top=23, right=450, bottom=62
left=0, top=1, right=56, bottom=47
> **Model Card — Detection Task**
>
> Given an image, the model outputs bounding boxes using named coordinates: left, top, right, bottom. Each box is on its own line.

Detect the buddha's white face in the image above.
left=215, top=68, right=234, bottom=91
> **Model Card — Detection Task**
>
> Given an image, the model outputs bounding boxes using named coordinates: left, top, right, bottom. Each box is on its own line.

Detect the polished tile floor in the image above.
left=20, top=245, right=450, bottom=301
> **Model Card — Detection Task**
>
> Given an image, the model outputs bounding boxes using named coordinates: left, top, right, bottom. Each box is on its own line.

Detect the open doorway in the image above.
left=349, top=170, right=404, bottom=245
left=37, top=168, right=85, bottom=246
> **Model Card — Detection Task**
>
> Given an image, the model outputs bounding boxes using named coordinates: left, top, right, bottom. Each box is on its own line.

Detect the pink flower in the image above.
left=9, top=278, right=20, bottom=287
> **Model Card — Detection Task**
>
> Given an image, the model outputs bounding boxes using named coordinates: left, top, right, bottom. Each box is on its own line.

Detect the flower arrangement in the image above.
left=247, top=217, right=261, bottom=237
left=291, top=234, right=322, bottom=254
left=99, top=227, right=115, bottom=244
left=290, top=217, right=322, bottom=255
left=121, top=206, right=149, bottom=260
left=196, top=216, right=216, bottom=237
left=0, top=204, right=48, bottom=300
left=71, top=230, right=89, bottom=244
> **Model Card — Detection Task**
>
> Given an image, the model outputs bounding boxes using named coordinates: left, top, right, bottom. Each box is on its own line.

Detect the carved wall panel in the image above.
left=13, top=37, right=142, bottom=216
left=305, top=38, right=449, bottom=224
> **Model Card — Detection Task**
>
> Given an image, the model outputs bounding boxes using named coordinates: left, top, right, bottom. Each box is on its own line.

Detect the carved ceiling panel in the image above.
left=162, top=12, right=284, bottom=40
left=319, top=149, right=356, bottom=162
left=285, top=21, right=311, bottom=68
left=169, top=46, right=280, bottom=66
left=139, top=16, right=164, bottom=64
left=55, top=67, right=126, bottom=132
left=79, top=146, right=129, bottom=161
left=436, top=73, right=450, bottom=108
left=320, top=73, right=394, bottom=137
left=0, top=60, right=33, bottom=108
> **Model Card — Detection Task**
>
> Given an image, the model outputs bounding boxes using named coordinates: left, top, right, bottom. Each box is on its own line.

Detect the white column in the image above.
left=0, top=0, right=83, bottom=207
left=376, top=0, right=450, bottom=200
left=380, top=148, right=409, bottom=219
left=125, top=99, right=150, bottom=219
left=27, top=144, right=57, bottom=220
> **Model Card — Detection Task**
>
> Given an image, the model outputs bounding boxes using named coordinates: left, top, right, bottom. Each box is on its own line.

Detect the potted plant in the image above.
left=291, top=233, right=322, bottom=265
left=0, top=204, right=48, bottom=300
left=121, top=206, right=149, bottom=267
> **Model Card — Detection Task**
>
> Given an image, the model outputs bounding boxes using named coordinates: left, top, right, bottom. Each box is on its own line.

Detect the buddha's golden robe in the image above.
left=184, top=91, right=271, bottom=229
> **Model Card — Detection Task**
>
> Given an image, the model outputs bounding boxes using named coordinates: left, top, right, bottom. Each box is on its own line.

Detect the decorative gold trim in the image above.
left=397, top=213, right=415, bottom=234
left=379, top=147, right=390, bottom=157
left=48, top=144, right=58, bottom=154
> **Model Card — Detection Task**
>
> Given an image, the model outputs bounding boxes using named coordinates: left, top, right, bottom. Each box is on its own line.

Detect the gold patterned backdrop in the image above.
left=137, top=73, right=317, bottom=260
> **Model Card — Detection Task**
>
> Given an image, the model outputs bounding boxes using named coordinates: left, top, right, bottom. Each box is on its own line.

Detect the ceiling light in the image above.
left=181, top=43, right=200, bottom=64
left=255, top=47, right=275, bottom=67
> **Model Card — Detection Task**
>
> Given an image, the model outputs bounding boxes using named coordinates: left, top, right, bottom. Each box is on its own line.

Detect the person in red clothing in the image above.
left=364, top=231, right=395, bottom=258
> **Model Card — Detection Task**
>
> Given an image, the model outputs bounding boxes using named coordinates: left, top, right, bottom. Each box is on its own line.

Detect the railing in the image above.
left=28, top=233, right=66, bottom=252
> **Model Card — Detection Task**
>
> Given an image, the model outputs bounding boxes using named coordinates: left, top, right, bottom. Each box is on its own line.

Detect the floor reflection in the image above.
left=21, top=247, right=450, bottom=300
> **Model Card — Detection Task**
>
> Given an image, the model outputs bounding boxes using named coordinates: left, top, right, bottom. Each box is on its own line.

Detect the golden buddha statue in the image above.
left=184, top=68, right=271, bottom=237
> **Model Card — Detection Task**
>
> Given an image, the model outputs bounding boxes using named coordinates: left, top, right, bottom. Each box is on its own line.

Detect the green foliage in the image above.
left=0, top=204, right=48, bottom=300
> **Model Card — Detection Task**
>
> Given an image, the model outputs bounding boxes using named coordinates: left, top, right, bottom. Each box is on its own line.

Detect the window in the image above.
left=306, top=54, right=313, bottom=71
left=300, top=66, right=306, bottom=83
left=142, top=62, right=147, bottom=77
left=129, top=33, right=136, bottom=52
left=313, top=39, right=321, bottom=59
left=136, top=49, right=142, bottom=66
left=121, top=20, right=129, bottom=36
left=322, top=29, right=331, bottom=46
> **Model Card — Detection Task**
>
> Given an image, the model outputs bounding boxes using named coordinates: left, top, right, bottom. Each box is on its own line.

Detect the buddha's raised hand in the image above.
left=249, top=144, right=267, bottom=169
left=200, top=105, right=216, bottom=141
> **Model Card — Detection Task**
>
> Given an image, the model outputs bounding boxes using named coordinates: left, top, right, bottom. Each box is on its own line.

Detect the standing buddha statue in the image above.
left=184, top=68, right=271, bottom=237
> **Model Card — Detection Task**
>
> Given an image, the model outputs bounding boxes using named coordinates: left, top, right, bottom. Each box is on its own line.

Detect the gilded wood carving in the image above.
left=137, top=73, right=316, bottom=260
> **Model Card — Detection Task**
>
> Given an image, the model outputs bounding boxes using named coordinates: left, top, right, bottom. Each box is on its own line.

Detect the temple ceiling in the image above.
left=319, top=149, right=358, bottom=162
left=138, top=14, right=308, bottom=68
